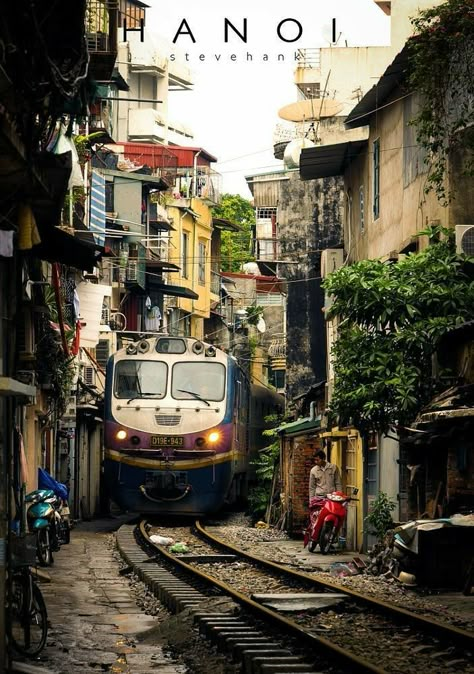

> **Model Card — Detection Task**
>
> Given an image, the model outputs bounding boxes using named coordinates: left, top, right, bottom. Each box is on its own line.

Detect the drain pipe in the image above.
left=309, top=401, right=317, bottom=421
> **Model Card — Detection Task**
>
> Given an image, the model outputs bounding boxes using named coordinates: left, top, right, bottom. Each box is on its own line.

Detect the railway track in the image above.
left=116, top=521, right=474, bottom=674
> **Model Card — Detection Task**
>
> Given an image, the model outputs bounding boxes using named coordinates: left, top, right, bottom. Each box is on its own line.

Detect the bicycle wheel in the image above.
left=8, top=573, right=48, bottom=657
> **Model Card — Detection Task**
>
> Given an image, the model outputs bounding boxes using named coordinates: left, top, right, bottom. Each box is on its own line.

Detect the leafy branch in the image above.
left=408, top=0, right=474, bottom=203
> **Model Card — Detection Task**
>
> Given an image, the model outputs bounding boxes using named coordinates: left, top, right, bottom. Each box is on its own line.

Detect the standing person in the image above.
left=309, top=450, right=342, bottom=500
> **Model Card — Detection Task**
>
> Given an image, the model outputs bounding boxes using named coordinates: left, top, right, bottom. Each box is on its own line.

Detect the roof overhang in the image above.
left=144, top=259, right=180, bottom=273
left=300, top=139, right=367, bottom=180
left=345, top=45, right=409, bottom=129
left=151, top=282, right=199, bottom=300
left=212, top=217, right=242, bottom=232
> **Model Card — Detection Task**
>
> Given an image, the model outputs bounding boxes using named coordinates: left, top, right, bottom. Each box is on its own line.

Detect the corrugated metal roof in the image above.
left=277, top=414, right=321, bottom=436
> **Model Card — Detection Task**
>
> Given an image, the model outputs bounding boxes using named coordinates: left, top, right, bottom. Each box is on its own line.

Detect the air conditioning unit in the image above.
left=455, top=225, right=474, bottom=255
left=83, top=365, right=96, bottom=387
left=321, top=248, right=344, bottom=279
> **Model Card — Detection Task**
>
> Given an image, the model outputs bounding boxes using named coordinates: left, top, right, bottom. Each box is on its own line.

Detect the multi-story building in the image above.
left=300, top=38, right=474, bottom=533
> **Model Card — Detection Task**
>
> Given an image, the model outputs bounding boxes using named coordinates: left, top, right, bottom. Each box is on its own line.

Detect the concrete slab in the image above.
left=251, top=592, right=347, bottom=611
left=176, top=554, right=238, bottom=563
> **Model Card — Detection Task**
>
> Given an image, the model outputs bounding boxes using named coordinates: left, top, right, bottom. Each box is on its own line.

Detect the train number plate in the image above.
left=151, top=435, right=184, bottom=448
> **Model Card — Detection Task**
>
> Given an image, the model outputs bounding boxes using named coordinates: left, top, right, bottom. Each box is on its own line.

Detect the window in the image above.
left=181, top=231, right=189, bottom=279
left=198, top=241, right=206, bottom=285
left=359, top=185, right=365, bottom=231
left=373, top=138, right=380, bottom=220
left=172, top=362, right=226, bottom=402
left=114, top=360, right=167, bottom=399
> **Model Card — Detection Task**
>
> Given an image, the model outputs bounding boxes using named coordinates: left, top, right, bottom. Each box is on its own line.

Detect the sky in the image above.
left=145, top=1, right=391, bottom=197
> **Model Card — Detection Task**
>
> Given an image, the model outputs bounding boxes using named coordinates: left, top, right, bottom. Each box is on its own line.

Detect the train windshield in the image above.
left=114, top=360, right=167, bottom=400
left=171, top=362, right=226, bottom=402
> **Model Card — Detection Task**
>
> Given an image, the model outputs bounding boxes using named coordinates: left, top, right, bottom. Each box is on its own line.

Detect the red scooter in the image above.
left=303, top=490, right=358, bottom=554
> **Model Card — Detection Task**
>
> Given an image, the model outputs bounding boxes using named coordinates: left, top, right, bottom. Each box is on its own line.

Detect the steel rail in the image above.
left=196, top=520, right=474, bottom=650
left=138, top=520, right=386, bottom=674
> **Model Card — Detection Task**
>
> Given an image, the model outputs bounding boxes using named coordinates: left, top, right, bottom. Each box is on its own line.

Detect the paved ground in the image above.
left=10, top=516, right=187, bottom=674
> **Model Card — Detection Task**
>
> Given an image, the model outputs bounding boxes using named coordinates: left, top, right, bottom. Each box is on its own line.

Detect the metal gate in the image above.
left=343, top=436, right=358, bottom=551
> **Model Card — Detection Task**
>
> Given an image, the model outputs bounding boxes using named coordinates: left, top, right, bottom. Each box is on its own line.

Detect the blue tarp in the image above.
left=38, top=468, right=69, bottom=501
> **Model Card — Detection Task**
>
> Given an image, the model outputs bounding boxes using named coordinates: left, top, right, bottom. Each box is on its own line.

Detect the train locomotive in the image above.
left=103, top=335, right=250, bottom=515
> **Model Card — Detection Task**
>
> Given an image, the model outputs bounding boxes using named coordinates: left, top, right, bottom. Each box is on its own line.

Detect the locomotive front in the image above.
left=103, top=336, right=248, bottom=515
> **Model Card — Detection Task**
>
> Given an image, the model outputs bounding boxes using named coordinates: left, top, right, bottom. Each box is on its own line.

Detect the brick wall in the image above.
left=283, top=435, right=320, bottom=535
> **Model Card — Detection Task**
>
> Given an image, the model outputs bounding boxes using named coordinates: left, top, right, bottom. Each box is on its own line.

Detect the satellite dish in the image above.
left=284, top=138, right=315, bottom=169
left=278, top=99, right=343, bottom=122
left=256, top=317, right=266, bottom=333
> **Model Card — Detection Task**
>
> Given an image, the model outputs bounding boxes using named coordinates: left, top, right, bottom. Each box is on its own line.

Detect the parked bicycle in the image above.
left=7, top=533, right=48, bottom=657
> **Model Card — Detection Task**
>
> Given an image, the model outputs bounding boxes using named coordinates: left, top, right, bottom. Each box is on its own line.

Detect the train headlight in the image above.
left=116, top=429, right=127, bottom=441
left=195, top=437, right=206, bottom=447
left=208, top=431, right=220, bottom=443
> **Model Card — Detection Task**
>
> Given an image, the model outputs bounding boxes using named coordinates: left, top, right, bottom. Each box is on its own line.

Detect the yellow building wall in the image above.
left=321, top=428, right=364, bottom=552
left=167, top=198, right=213, bottom=329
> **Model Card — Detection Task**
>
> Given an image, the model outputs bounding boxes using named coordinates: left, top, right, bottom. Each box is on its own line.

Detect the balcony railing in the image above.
left=122, top=142, right=178, bottom=188
left=268, top=333, right=286, bottom=358
left=86, top=0, right=119, bottom=80
left=144, top=238, right=170, bottom=262
left=295, top=48, right=321, bottom=69
left=174, top=166, right=222, bottom=205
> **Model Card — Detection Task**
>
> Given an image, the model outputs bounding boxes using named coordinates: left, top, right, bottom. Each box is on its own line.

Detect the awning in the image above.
left=300, top=139, right=367, bottom=180
left=152, top=282, right=199, bottom=300
left=144, top=259, right=180, bottom=273
left=32, top=227, right=104, bottom=272
left=277, top=415, right=321, bottom=436
left=212, top=217, right=242, bottom=232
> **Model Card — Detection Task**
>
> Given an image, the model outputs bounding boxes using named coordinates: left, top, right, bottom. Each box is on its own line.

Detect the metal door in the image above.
left=343, top=436, right=358, bottom=551
left=364, top=432, right=379, bottom=550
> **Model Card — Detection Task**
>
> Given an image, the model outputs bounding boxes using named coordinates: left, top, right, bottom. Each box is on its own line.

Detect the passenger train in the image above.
left=103, top=336, right=250, bottom=515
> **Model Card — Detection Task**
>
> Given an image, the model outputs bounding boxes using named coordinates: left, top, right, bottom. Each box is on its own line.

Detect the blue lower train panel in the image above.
left=104, top=456, right=235, bottom=515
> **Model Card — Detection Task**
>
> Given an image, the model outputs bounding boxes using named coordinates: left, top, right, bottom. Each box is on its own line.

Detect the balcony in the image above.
left=256, top=238, right=281, bottom=262
left=128, top=109, right=193, bottom=146
left=86, top=0, right=119, bottom=81
left=175, top=166, right=222, bottom=206
left=120, top=142, right=178, bottom=188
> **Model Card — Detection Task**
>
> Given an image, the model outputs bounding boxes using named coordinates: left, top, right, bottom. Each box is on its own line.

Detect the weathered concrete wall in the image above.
left=277, top=172, right=343, bottom=402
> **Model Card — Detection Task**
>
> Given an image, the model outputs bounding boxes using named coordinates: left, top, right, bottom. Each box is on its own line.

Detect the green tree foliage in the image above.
left=408, top=0, right=474, bottom=203
left=323, top=227, right=474, bottom=433
left=248, top=414, right=282, bottom=521
left=213, top=193, right=255, bottom=272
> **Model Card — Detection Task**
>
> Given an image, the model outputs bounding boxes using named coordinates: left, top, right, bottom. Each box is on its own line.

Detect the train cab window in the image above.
left=156, top=338, right=186, bottom=354
left=114, top=360, right=167, bottom=399
left=171, top=362, right=226, bottom=402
